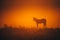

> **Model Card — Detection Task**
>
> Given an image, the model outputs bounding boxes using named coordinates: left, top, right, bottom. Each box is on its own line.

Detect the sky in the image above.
left=0, top=0, right=60, bottom=28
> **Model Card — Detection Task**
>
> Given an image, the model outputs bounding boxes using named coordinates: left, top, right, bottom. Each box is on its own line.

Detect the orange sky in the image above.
left=1, top=0, right=60, bottom=28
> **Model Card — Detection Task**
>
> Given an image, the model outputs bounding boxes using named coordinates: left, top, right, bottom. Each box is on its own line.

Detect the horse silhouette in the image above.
left=33, top=17, right=46, bottom=28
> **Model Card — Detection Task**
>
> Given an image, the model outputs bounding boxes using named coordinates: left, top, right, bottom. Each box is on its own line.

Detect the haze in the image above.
left=0, top=0, right=60, bottom=28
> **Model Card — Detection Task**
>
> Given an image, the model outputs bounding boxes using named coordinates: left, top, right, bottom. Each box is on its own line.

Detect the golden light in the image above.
left=2, top=6, right=59, bottom=28
left=1, top=0, right=59, bottom=28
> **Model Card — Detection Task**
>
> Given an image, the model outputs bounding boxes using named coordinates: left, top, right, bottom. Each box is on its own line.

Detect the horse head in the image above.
left=33, top=17, right=37, bottom=21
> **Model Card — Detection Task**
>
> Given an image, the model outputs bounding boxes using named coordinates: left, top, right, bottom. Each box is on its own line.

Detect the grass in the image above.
left=0, top=26, right=60, bottom=40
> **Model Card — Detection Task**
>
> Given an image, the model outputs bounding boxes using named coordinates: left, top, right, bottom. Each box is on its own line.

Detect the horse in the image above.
left=33, top=17, right=46, bottom=28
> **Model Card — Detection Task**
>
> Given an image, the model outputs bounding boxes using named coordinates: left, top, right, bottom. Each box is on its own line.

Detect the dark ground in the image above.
left=0, top=26, right=60, bottom=40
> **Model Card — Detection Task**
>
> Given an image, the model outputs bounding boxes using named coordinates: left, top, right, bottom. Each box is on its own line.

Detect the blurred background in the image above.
left=0, top=0, right=60, bottom=28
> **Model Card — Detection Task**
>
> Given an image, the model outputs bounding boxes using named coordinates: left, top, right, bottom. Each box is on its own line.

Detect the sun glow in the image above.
left=1, top=5, right=59, bottom=28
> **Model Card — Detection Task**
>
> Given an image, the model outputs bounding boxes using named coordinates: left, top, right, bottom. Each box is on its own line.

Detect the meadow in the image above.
left=0, top=25, right=60, bottom=40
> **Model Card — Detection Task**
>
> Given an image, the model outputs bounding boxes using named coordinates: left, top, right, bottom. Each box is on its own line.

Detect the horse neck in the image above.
left=34, top=18, right=38, bottom=22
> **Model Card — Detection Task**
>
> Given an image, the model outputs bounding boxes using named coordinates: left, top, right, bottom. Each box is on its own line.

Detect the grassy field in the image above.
left=0, top=26, right=60, bottom=40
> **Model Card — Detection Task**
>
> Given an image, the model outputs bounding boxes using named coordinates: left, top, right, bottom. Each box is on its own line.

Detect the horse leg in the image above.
left=44, top=22, right=46, bottom=28
left=37, top=23, right=38, bottom=28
